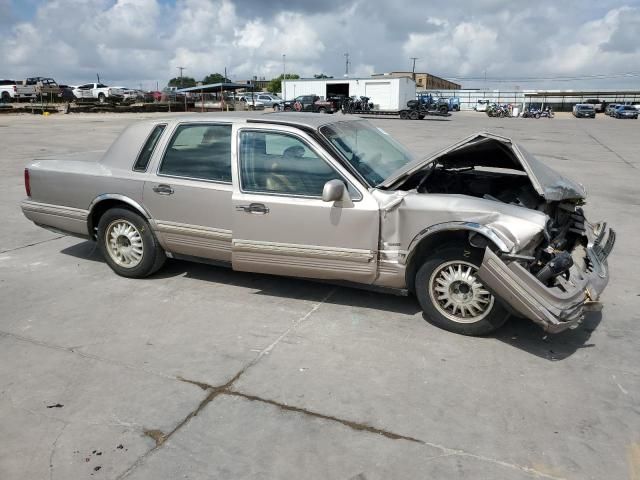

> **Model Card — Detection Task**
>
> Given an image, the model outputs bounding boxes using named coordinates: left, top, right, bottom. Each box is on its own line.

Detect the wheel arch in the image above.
left=404, top=223, right=510, bottom=293
left=87, top=194, right=151, bottom=240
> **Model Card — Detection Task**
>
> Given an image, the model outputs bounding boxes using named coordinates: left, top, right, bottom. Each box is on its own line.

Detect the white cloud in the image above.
left=0, top=0, right=638, bottom=89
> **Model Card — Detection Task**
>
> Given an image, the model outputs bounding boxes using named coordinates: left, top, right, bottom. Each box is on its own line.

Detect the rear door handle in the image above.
left=236, top=203, right=269, bottom=214
left=152, top=184, right=174, bottom=195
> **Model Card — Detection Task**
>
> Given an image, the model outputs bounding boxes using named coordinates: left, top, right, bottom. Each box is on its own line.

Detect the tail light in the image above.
left=24, top=168, right=31, bottom=197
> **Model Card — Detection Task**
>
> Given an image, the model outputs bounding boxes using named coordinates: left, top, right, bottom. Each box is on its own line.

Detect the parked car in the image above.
left=474, top=99, right=490, bottom=112
left=0, top=79, right=17, bottom=102
left=605, top=104, right=619, bottom=116
left=280, top=95, right=341, bottom=113
left=72, top=83, right=125, bottom=103
left=20, top=114, right=614, bottom=336
left=584, top=98, right=604, bottom=113
left=254, top=93, right=282, bottom=108
left=572, top=104, right=596, bottom=118
left=613, top=105, right=639, bottom=119
left=14, top=77, right=60, bottom=100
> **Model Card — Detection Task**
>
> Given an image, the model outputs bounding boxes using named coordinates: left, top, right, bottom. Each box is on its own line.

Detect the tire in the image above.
left=409, top=110, right=419, bottom=120
left=1, top=92, right=11, bottom=103
left=284, top=106, right=292, bottom=111
left=98, top=93, right=106, bottom=104
left=438, top=105, right=448, bottom=115
left=535, top=113, right=541, bottom=119
left=415, top=245, right=509, bottom=336
left=318, top=107, right=326, bottom=114
left=97, top=208, right=165, bottom=278
left=399, top=110, right=409, bottom=120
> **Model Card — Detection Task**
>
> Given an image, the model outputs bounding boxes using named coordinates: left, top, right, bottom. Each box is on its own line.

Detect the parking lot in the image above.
left=1, top=111, right=638, bottom=480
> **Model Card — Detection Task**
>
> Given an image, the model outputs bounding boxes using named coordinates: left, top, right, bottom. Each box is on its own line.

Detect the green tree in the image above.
left=202, top=73, right=229, bottom=84
left=267, top=73, right=300, bottom=94
left=167, top=76, right=196, bottom=88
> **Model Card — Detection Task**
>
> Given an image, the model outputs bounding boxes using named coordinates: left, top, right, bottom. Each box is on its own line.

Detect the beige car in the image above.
left=21, top=113, right=614, bottom=336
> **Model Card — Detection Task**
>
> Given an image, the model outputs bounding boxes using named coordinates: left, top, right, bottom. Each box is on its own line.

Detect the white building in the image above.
left=281, top=77, right=416, bottom=111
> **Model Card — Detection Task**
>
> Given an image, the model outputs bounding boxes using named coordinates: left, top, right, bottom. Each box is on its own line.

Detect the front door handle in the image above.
left=152, top=184, right=174, bottom=195
left=236, top=203, right=269, bottom=214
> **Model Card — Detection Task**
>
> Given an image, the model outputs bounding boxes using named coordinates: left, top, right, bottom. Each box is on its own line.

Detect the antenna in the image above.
left=344, top=52, right=350, bottom=77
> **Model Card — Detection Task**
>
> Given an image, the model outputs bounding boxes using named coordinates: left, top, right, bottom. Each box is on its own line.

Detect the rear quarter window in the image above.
left=133, top=124, right=166, bottom=171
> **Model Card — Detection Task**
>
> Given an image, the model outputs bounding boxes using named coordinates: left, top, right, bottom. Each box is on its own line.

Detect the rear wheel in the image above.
left=409, top=110, right=419, bottom=120
left=399, top=110, right=409, bottom=120
left=318, top=107, right=326, bottom=114
left=97, top=208, right=165, bottom=278
left=415, top=246, right=509, bottom=336
left=1, top=92, right=11, bottom=103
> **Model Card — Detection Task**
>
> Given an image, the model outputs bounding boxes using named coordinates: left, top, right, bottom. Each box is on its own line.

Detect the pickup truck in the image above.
left=280, top=95, right=339, bottom=113
left=13, top=77, right=60, bottom=100
left=0, top=79, right=16, bottom=102
left=72, top=83, right=125, bottom=103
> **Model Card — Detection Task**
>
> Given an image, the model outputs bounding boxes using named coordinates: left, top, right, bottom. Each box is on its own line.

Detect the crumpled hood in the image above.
left=380, top=132, right=586, bottom=202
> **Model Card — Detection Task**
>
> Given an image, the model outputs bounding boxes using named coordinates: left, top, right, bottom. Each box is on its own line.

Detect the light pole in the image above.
left=282, top=54, right=286, bottom=100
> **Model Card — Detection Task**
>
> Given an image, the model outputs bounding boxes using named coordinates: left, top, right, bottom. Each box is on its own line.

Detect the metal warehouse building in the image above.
left=421, top=89, right=640, bottom=111
left=281, top=77, right=416, bottom=110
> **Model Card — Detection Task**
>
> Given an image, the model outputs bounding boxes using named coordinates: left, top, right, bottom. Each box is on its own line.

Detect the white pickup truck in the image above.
left=72, top=83, right=125, bottom=103
left=0, top=79, right=16, bottom=102
left=3, top=77, right=60, bottom=100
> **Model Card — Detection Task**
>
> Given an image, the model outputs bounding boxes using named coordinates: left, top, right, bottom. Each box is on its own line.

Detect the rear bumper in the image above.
left=478, top=223, right=615, bottom=333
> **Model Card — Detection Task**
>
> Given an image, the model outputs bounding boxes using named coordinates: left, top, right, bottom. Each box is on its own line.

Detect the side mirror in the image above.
left=322, top=179, right=347, bottom=203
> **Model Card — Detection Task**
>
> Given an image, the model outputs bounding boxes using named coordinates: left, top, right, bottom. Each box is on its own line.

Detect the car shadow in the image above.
left=489, top=312, right=602, bottom=361
left=60, top=241, right=422, bottom=316
left=61, top=240, right=601, bottom=356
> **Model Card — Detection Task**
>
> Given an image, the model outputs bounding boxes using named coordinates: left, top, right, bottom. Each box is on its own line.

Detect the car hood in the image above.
left=380, top=132, right=586, bottom=202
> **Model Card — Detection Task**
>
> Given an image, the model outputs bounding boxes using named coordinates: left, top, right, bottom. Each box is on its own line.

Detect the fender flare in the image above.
left=405, top=221, right=512, bottom=265
left=87, top=194, right=151, bottom=232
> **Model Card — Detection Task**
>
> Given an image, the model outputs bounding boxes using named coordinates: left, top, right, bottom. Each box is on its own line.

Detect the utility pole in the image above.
left=410, top=57, right=418, bottom=81
left=177, top=66, right=185, bottom=88
left=344, top=52, right=350, bottom=77
left=282, top=54, right=286, bottom=100
left=224, top=67, right=227, bottom=83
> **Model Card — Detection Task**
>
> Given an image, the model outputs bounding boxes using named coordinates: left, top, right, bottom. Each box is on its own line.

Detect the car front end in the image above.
left=374, top=131, right=615, bottom=333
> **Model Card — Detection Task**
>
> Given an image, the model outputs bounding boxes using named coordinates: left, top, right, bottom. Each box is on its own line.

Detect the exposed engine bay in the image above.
left=400, top=162, right=590, bottom=289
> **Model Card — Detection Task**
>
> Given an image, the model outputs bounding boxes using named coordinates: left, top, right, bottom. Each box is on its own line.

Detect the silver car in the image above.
left=21, top=114, right=615, bottom=336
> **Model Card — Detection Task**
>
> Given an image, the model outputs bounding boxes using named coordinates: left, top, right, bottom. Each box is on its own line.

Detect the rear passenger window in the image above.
left=159, top=124, right=232, bottom=182
left=133, top=124, right=166, bottom=171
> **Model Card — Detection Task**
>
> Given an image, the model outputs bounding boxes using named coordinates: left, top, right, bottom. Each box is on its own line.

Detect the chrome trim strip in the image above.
left=406, top=221, right=512, bottom=264
left=87, top=194, right=151, bottom=219
left=21, top=200, right=88, bottom=220
left=233, top=239, right=374, bottom=263
left=155, top=221, right=232, bottom=242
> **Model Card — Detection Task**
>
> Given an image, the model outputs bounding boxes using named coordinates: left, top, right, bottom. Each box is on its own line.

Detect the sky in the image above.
left=1, top=0, right=639, bottom=90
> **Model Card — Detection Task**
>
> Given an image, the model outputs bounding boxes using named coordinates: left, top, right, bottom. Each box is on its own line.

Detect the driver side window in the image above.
left=239, top=131, right=357, bottom=198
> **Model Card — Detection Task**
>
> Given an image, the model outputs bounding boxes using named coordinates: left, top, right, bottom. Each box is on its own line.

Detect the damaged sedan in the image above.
left=21, top=114, right=615, bottom=335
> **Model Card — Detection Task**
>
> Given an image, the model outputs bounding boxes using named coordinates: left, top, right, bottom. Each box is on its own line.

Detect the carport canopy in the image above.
left=177, top=82, right=252, bottom=93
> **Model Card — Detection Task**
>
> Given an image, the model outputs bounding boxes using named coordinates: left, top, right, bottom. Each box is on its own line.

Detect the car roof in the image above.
left=150, top=112, right=363, bottom=131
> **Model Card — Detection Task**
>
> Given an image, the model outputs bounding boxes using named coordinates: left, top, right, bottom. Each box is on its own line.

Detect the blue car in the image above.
left=614, top=105, right=639, bottom=119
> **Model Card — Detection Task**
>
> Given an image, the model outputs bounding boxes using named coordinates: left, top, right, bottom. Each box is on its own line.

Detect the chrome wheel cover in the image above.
left=105, top=219, right=144, bottom=268
left=428, top=260, right=494, bottom=324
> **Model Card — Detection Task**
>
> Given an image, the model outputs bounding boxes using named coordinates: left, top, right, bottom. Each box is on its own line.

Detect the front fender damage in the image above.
left=478, top=224, right=614, bottom=332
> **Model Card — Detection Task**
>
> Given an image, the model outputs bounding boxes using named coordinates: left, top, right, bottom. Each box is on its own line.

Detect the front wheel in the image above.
left=415, top=246, right=509, bottom=335
left=97, top=208, right=165, bottom=278
left=98, top=93, right=106, bottom=104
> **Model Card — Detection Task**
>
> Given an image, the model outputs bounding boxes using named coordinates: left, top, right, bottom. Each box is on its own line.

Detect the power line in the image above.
left=434, top=71, right=640, bottom=83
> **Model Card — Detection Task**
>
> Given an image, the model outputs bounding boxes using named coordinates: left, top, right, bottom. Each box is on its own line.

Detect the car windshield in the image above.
left=320, top=120, right=414, bottom=186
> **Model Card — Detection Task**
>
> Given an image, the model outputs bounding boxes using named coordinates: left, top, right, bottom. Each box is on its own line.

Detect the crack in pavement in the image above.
left=583, top=131, right=636, bottom=169
left=49, top=423, right=67, bottom=480
left=116, top=289, right=336, bottom=479
left=0, top=235, right=66, bottom=254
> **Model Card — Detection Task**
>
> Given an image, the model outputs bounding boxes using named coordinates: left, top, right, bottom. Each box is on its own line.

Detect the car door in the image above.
left=231, top=124, right=380, bottom=284
left=142, top=122, right=234, bottom=262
